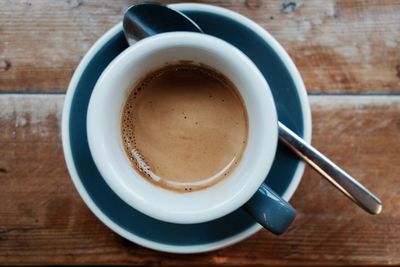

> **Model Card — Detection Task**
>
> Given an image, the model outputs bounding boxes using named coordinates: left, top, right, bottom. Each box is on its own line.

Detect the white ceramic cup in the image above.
left=87, top=32, right=279, bottom=225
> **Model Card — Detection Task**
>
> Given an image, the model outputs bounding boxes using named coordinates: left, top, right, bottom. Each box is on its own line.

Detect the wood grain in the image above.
left=1, top=0, right=399, bottom=265
left=0, top=95, right=398, bottom=265
left=0, top=0, right=399, bottom=93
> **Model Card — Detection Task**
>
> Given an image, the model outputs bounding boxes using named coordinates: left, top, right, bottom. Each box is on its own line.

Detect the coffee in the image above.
left=121, top=62, right=248, bottom=192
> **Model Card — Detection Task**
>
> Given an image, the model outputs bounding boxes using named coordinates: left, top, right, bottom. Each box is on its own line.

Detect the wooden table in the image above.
left=1, top=0, right=399, bottom=265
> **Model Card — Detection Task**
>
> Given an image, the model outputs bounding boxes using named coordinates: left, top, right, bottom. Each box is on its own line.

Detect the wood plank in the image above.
left=1, top=0, right=399, bottom=93
left=0, top=94, right=399, bottom=265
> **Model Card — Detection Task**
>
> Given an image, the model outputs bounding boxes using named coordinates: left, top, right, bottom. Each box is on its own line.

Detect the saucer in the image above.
left=62, top=3, right=311, bottom=253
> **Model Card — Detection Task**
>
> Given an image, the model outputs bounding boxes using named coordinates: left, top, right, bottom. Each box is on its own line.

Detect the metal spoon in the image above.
left=123, top=3, right=382, bottom=215
left=123, top=3, right=201, bottom=46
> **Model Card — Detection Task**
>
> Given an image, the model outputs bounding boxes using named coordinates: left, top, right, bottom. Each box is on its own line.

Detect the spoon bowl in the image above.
left=123, top=3, right=202, bottom=45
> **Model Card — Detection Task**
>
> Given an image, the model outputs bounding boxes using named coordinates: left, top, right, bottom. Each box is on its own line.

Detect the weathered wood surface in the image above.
left=1, top=0, right=400, bottom=93
left=0, top=95, right=399, bottom=265
left=1, top=0, right=399, bottom=265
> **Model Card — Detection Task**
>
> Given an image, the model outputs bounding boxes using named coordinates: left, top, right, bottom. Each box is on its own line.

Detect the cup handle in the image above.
left=243, top=183, right=296, bottom=235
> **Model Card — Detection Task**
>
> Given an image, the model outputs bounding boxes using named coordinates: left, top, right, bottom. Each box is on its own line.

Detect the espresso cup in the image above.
left=87, top=32, right=295, bottom=235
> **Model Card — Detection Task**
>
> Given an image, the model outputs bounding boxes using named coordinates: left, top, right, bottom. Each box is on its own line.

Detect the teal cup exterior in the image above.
left=245, top=184, right=296, bottom=235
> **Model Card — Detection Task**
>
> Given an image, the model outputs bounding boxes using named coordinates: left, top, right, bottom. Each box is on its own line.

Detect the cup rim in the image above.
left=86, top=32, right=278, bottom=224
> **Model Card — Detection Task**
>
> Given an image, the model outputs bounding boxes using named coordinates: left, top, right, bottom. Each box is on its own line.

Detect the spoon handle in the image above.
left=278, top=122, right=382, bottom=215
